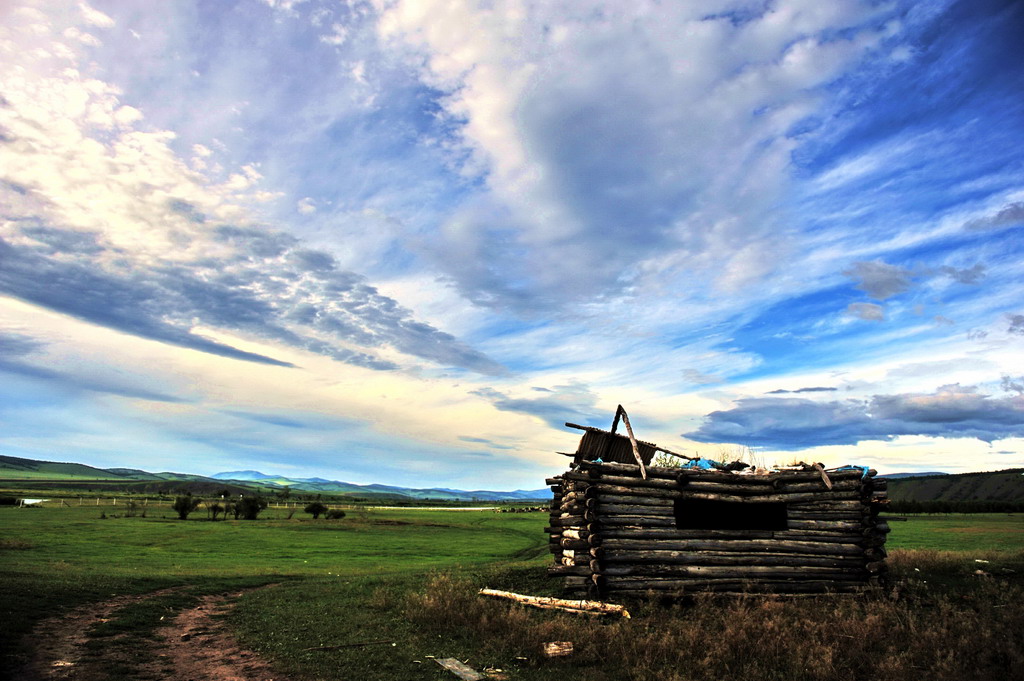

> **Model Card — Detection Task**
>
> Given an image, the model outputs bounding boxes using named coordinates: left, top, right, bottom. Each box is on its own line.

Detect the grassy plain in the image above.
left=0, top=504, right=550, bottom=679
left=2, top=505, right=1022, bottom=681
left=881, top=512, right=1024, bottom=551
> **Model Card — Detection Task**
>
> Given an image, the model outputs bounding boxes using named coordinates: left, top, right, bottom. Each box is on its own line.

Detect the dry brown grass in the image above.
left=404, top=550, right=1024, bottom=681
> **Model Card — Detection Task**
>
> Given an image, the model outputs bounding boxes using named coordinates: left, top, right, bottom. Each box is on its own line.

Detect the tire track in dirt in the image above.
left=19, top=586, right=291, bottom=681
left=19, top=587, right=184, bottom=681
left=146, top=589, right=290, bottom=681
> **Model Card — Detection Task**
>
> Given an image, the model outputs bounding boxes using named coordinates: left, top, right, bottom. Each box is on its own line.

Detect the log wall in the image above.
left=546, top=461, right=889, bottom=597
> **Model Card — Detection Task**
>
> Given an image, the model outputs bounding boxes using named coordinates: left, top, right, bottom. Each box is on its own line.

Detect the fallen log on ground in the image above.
left=478, top=588, right=630, bottom=618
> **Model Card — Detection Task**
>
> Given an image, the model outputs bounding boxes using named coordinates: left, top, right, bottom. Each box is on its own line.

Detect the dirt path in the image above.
left=20, top=587, right=184, bottom=681
left=148, top=591, right=289, bottom=681
left=19, top=587, right=291, bottom=681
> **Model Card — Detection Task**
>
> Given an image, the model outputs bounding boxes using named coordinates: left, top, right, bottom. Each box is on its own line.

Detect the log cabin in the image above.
left=546, top=408, right=889, bottom=597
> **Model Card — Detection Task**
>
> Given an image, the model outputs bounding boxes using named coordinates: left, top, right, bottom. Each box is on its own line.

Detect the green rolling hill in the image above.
left=885, top=468, right=1024, bottom=504
left=104, top=468, right=165, bottom=481
left=0, top=455, right=131, bottom=481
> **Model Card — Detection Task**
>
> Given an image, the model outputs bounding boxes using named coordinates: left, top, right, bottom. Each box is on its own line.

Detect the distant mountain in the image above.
left=878, top=472, right=947, bottom=479
left=211, top=470, right=278, bottom=481
left=207, top=471, right=552, bottom=501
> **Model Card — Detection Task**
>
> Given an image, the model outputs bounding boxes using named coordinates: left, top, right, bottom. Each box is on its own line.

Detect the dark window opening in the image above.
left=674, top=499, right=788, bottom=530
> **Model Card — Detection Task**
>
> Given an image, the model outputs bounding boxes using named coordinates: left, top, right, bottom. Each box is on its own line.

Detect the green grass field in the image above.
left=2, top=506, right=1022, bottom=681
left=0, top=505, right=547, bottom=578
left=882, top=512, right=1024, bottom=551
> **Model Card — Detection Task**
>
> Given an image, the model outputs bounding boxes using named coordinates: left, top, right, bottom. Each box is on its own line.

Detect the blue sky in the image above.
left=1, top=0, right=1022, bottom=489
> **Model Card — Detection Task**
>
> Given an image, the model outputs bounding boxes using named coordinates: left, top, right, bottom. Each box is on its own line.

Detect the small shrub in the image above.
left=238, top=495, right=268, bottom=520
left=209, top=503, right=224, bottom=521
left=304, top=502, right=328, bottom=519
left=652, top=452, right=687, bottom=468
left=325, top=509, right=347, bottom=520
left=0, top=496, right=18, bottom=506
left=172, top=494, right=201, bottom=520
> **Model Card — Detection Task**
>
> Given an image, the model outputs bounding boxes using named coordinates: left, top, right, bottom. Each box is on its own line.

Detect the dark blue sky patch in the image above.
left=798, top=0, right=1024, bottom=176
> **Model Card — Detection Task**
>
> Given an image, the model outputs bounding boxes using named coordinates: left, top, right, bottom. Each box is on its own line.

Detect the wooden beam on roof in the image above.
left=563, top=422, right=658, bottom=448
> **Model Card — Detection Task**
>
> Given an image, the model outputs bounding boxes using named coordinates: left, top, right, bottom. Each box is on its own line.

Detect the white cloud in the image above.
left=321, top=22, right=348, bottom=46
left=0, top=14, right=503, bottom=377
left=376, top=0, right=896, bottom=311
left=113, top=105, right=142, bottom=126
left=62, top=26, right=101, bottom=47
left=78, top=2, right=114, bottom=29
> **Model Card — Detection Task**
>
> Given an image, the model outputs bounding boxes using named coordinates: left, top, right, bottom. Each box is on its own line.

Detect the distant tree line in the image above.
left=886, top=500, right=1024, bottom=514
left=172, top=492, right=269, bottom=520
left=165, top=493, right=352, bottom=521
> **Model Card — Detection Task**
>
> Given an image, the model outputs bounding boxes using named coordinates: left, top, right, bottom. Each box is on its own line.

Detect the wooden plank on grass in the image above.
left=434, top=658, right=486, bottom=681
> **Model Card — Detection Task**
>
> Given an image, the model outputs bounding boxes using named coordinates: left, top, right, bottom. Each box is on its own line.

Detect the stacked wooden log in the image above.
left=546, top=460, right=889, bottom=597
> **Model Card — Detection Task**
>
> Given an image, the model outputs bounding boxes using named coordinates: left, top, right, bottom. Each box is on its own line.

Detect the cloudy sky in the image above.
left=1, top=0, right=1022, bottom=489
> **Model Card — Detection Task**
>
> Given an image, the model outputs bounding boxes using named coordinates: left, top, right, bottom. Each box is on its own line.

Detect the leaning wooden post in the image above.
left=595, top=408, right=624, bottom=463
left=616, top=405, right=647, bottom=480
